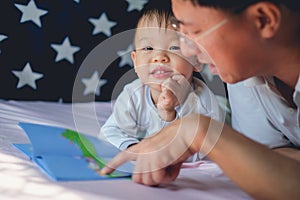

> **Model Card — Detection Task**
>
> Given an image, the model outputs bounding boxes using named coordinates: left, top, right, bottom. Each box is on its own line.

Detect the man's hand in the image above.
left=100, top=114, right=206, bottom=186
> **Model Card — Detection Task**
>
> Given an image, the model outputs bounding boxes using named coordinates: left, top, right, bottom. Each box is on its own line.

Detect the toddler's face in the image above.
left=131, top=21, right=198, bottom=92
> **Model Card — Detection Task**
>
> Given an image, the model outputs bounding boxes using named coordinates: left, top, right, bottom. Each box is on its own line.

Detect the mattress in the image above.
left=0, top=100, right=251, bottom=200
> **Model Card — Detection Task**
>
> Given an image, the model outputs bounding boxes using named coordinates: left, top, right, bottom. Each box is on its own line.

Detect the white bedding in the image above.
left=0, top=100, right=251, bottom=200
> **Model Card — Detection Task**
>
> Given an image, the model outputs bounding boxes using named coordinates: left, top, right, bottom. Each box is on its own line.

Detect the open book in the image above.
left=14, top=122, right=133, bottom=181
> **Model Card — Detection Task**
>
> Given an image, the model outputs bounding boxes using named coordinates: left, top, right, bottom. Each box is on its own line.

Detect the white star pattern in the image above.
left=81, top=71, right=107, bottom=96
left=50, top=37, right=80, bottom=64
left=1, top=1, right=224, bottom=102
left=14, top=0, right=48, bottom=28
left=125, top=0, right=148, bottom=12
left=117, top=44, right=134, bottom=67
left=88, top=13, right=117, bottom=37
left=0, top=34, right=8, bottom=42
left=12, top=62, right=43, bottom=89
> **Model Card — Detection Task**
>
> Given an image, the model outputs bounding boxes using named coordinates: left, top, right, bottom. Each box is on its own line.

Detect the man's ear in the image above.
left=247, top=2, right=281, bottom=38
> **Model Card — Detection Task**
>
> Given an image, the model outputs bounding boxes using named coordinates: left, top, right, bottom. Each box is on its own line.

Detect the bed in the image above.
left=0, top=100, right=251, bottom=200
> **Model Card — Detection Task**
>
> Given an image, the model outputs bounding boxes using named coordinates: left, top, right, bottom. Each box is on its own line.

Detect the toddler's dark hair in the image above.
left=135, top=0, right=173, bottom=29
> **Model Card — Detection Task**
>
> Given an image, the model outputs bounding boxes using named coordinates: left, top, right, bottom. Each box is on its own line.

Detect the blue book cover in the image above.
left=14, top=122, right=133, bottom=181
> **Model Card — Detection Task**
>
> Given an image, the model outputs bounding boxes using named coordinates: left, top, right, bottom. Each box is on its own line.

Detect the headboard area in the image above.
left=0, top=0, right=226, bottom=103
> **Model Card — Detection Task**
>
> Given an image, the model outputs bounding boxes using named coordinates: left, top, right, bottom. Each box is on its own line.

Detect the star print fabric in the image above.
left=0, top=0, right=222, bottom=102
left=0, top=0, right=153, bottom=102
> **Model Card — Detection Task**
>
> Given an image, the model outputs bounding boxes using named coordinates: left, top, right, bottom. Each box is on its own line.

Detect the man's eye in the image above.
left=190, top=30, right=201, bottom=38
left=169, top=46, right=180, bottom=51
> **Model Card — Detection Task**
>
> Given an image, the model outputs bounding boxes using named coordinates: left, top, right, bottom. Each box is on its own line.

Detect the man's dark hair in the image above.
left=190, top=0, right=300, bottom=13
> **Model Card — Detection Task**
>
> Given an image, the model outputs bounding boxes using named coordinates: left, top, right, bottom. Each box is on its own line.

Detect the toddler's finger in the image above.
left=171, top=74, right=185, bottom=81
left=172, top=74, right=190, bottom=86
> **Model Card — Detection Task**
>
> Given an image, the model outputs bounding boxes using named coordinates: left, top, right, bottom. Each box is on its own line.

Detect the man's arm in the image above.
left=102, top=114, right=300, bottom=200
left=273, top=147, right=300, bottom=161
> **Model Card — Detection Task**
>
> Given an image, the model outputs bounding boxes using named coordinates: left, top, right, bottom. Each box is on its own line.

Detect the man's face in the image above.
left=171, top=0, right=265, bottom=83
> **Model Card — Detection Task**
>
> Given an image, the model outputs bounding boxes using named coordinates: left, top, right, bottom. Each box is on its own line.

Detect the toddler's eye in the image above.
left=142, top=46, right=153, bottom=51
left=169, top=46, right=180, bottom=51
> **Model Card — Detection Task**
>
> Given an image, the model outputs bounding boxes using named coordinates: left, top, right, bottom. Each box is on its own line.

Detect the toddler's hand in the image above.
left=157, top=87, right=178, bottom=112
left=162, top=74, right=192, bottom=105
left=157, top=87, right=177, bottom=121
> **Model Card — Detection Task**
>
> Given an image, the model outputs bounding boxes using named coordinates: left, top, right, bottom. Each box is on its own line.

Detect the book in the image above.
left=14, top=122, right=133, bottom=181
